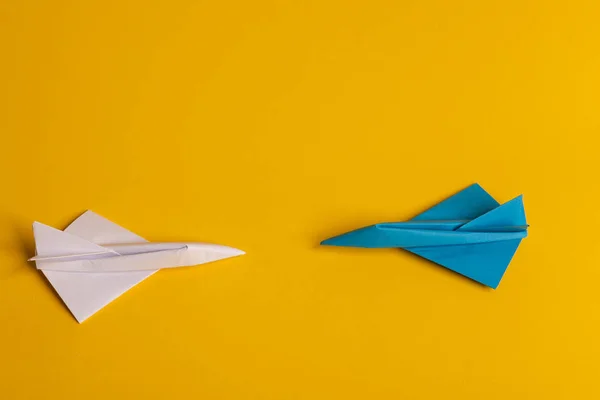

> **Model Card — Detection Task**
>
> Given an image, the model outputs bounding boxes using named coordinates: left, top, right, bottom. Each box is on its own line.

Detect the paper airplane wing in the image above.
left=407, top=240, right=522, bottom=289
left=411, top=183, right=500, bottom=221
left=65, top=210, right=147, bottom=244
left=407, top=196, right=527, bottom=288
left=34, top=211, right=155, bottom=323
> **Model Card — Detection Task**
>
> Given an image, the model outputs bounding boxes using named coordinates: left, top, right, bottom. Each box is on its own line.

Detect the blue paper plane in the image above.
left=320, top=184, right=528, bottom=288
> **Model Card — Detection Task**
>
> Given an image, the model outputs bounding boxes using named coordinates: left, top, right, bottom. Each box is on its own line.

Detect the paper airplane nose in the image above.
left=185, top=243, right=245, bottom=264
left=321, top=226, right=380, bottom=248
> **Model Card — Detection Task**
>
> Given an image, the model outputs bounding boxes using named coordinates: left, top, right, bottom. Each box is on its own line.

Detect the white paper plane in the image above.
left=29, top=210, right=245, bottom=323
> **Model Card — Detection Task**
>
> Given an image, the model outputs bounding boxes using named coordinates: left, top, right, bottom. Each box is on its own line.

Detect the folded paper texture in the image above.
left=31, top=211, right=244, bottom=322
left=321, top=184, right=527, bottom=288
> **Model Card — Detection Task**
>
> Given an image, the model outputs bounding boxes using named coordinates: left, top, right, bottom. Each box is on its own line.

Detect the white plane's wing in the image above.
left=42, top=269, right=156, bottom=323
left=65, top=210, right=147, bottom=244
left=32, top=222, right=114, bottom=259
left=36, top=211, right=156, bottom=323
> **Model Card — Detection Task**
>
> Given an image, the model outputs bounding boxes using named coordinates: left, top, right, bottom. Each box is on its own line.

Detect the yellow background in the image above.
left=1, top=1, right=599, bottom=398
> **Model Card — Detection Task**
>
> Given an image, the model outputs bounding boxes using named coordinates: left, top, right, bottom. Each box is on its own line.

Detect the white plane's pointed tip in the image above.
left=218, top=247, right=245, bottom=259
left=232, top=248, right=245, bottom=256
left=185, top=243, right=245, bottom=264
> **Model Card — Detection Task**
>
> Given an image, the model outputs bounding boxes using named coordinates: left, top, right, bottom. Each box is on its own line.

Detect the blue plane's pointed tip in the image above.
left=320, top=225, right=381, bottom=248
left=320, top=236, right=347, bottom=247
left=320, top=233, right=341, bottom=246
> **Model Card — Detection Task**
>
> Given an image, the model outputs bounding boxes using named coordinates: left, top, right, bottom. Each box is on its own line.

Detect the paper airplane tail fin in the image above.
left=459, top=195, right=527, bottom=231
left=30, top=222, right=114, bottom=261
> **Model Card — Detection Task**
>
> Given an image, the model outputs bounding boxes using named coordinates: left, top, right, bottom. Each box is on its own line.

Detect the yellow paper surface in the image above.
left=1, top=1, right=599, bottom=398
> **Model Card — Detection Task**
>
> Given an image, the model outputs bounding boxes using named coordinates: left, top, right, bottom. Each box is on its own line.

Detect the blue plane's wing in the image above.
left=411, top=183, right=499, bottom=221
left=407, top=239, right=523, bottom=288
left=407, top=195, right=527, bottom=288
